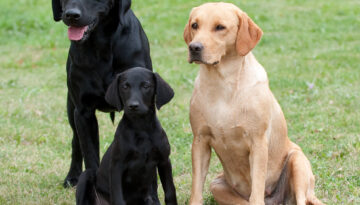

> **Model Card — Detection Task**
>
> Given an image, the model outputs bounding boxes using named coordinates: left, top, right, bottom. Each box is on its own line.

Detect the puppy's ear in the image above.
left=118, top=0, right=131, bottom=25
left=154, top=73, right=174, bottom=110
left=183, top=19, right=192, bottom=45
left=235, top=10, right=263, bottom=56
left=52, top=0, right=62, bottom=22
left=105, top=75, right=123, bottom=111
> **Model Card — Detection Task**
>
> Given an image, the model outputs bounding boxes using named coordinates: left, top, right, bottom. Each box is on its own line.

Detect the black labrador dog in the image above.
left=51, top=0, right=152, bottom=187
left=76, top=67, right=177, bottom=205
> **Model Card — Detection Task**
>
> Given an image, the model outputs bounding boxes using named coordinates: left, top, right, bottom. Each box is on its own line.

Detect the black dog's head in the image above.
left=52, top=0, right=131, bottom=42
left=105, top=67, right=174, bottom=116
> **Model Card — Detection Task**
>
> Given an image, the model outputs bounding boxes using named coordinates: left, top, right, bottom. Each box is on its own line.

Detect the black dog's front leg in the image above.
left=74, top=108, right=100, bottom=171
left=110, top=159, right=126, bottom=205
left=158, top=158, right=177, bottom=205
left=64, top=95, right=83, bottom=187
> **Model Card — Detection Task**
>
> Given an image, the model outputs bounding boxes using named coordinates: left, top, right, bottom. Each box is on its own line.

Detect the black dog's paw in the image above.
left=63, top=175, right=79, bottom=188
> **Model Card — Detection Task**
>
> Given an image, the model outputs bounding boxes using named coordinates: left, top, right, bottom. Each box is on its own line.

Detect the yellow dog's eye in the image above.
left=191, top=23, right=198, bottom=29
left=215, top=25, right=226, bottom=31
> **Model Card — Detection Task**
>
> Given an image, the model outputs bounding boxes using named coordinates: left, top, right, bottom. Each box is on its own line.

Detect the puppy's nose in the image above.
left=129, top=102, right=139, bottom=110
left=189, top=42, right=204, bottom=52
left=65, top=8, right=82, bottom=21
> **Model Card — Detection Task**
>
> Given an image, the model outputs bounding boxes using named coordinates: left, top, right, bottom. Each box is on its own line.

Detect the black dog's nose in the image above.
left=129, top=102, right=139, bottom=110
left=189, top=42, right=204, bottom=52
left=65, top=8, right=82, bottom=21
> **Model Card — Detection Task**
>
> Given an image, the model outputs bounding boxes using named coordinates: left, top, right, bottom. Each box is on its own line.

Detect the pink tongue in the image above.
left=68, top=26, right=88, bottom=41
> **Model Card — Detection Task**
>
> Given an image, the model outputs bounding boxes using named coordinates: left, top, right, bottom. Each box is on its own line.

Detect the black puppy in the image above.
left=51, top=0, right=153, bottom=187
left=76, top=67, right=177, bottom=205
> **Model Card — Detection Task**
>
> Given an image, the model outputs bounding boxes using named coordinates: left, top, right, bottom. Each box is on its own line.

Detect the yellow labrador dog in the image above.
left=183, top=2, right=324, bottom=205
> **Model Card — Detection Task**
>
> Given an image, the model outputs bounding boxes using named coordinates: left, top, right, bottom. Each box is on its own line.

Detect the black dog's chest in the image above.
left=67, top=63, right=114, bottom=110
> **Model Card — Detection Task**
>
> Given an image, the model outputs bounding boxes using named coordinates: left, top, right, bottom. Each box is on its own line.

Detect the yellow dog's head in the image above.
left=184, top=2, right=263, bottom=65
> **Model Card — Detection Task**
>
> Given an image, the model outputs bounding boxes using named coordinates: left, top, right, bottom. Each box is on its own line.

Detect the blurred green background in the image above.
left=0, top=0, right=359, bottom=204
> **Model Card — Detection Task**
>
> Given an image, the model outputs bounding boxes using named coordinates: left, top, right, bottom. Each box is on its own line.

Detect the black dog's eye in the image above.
left=122, top=84, right=129, bottom=89
left=215, top=24, right=226, bottom=31
left=191, top=23, right=198, bottom=30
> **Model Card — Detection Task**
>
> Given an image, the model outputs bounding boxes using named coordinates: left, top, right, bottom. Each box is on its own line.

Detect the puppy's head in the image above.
left=52, top=0, right=124, bottom=42
left=183, top=2, right=263, bottom=65
left=105, top=67, right=174, bottom=116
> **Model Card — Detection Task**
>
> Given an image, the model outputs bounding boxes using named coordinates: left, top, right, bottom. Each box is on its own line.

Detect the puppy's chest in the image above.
left=125, top=136, right=162, bottom=167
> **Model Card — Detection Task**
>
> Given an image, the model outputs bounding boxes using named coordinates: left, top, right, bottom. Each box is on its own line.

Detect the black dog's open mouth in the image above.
left=67, top=20, right=96, bottom=41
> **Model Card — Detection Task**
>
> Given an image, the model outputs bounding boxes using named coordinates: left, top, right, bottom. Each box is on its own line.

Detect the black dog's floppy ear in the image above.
left=154, top=73, right=174, bottom=110
left=52, top=0, right=63, bottom=21
left=118, top=0, right=131, bottom=25
left=105, top=75, right=123, bottom=111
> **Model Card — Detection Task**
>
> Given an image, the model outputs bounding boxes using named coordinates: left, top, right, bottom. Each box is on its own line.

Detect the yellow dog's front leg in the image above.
left=189, top=135, right=212, bottom=205
left=248, top=136, right=268, bottom=205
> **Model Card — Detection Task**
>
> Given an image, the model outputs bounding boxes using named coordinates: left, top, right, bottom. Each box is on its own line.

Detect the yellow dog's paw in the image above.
left=249, top=198, right=265, bottom=205
left=189, top=202, right=202, bottom=205
left=189, top=198, right=203, bottom=205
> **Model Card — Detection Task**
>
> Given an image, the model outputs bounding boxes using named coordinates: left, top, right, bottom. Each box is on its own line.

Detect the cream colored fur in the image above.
left=184, top=2, right=325, bottom=205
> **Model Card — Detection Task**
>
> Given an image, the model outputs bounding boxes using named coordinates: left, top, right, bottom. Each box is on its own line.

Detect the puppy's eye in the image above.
left=215, top=25, right=226, bottom=31
left=191, top=23, right=198, bottom=30
left=142, top=84, right=151, bottom=89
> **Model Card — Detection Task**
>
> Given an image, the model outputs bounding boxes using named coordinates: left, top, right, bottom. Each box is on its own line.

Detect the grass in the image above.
left=0, top=0, right=359, bottom=204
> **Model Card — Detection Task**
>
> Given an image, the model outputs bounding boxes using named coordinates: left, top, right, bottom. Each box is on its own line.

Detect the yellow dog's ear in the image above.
left=235, top=11, right=263, bottom=56
left=183, top=19, right=192, bottom=45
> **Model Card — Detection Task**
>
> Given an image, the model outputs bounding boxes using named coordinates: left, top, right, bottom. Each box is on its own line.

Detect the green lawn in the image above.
left=0, top=0, right=359, bottom=204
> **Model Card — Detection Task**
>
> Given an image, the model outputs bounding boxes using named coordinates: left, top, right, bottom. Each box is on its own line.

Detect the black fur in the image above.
left=52, top=0, right=62, bottom=21
left=76, top=67, right=177, bottom=205
left=51, top=0, right=153, bottom=187
left=154, top=73, right=175, bottom=110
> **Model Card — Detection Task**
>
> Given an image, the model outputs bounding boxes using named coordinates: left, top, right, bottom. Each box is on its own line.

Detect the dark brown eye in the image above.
left=142, top=82, right=151, bottom=89
left=191, top=23, right=198, bottom=29
left=215, top=25, right=226, bottom=31
left=122, top=84, right=129, bottom=89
